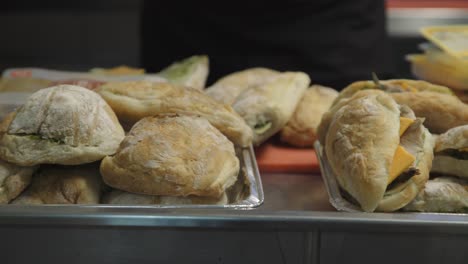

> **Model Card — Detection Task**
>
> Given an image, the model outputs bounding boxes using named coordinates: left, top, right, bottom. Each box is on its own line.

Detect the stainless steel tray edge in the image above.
left=314, top=141, right=362, bottom=212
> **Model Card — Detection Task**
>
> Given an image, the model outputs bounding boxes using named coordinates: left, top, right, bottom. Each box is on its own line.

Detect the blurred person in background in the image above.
left=142, top=0, right=393, bottom=90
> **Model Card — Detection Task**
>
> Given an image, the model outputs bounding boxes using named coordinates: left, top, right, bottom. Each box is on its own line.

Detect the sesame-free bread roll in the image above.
left=157, top=55, right=209, bottom=90
left=333, top=79, right=468, bottom=134
left=100, top=115, right=240, bottom=198
left=0, top=159, right=37, bottom=204
left=403, top=176, right=468, bottom=213
left=12, top=163, right=102, bottom=204
left=102, top=189, right=228, bottom=205
left=280, top=85, right=338, bottom=147
left=205, top=67, right=280, bottom=105
left=0, top=85, right=125, bottom=166
left=232, top=72, right=310, bottom=146
left=97, top=81, right=252, bottom=147
left=318, top=90, right=434, bottom=212
left=431, top=125, right=468, bottom=179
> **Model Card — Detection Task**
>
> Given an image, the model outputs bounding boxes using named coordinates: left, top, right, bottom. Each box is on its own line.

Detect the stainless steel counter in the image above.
left=1, top=173, right=468, bottom=232
left=2, top=173, right=468, bottom=264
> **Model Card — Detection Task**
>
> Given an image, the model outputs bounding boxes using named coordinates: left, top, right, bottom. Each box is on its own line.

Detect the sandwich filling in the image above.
left=385, top=114, right=425, bottom=195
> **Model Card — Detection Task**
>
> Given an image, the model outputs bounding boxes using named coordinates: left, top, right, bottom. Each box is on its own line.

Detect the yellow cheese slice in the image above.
left=388, top=145, right=416, bottom=184
left=460, top=147, right=468, bottom=152
left=399, top=117, right=414, bottom=136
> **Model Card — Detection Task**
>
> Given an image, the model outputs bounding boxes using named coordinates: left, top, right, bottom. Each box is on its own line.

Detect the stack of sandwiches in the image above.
left=0, top=75, right=253, bottom=205
left=318, top=78, right=468, bottom=213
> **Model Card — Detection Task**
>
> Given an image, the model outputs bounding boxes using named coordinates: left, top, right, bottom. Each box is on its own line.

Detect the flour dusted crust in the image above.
left=320, top=90, right=434, bottom=212
left=12, top=163, right=102, bottom=204
left=100, top=115, right=240, bottom=198
left=0, top=85, right=125, bottom=166
left=97, top=81, right=252, bottom=147
left=323, top=90, right=401, bottom=212
left=205, top=67, right=280, bottom=105
left=102, top=189, right=228, bottom=205
left=232, top=72, right=310, bottom=146
left=280, top=85, right=338, bottom=147
left=0, top=159, right=37, bottom=204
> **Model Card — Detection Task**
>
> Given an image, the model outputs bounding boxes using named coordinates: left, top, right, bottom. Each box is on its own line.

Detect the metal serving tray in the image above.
left=95, top=146, right=264, bottom=209
left=0, top=94, right=264, bottom=209
left=314, top=140, right=362, bottom=212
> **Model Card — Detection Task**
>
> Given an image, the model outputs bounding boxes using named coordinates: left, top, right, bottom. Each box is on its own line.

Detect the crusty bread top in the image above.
left=323, top=90, right=401, bottom=212
left=97, top=81, right=253, bottom=147
left=0, top=159, right=37, bottom=204
left=391, top=91, right=468, bottom=134
left=280, top=85, right=338, bottom=147
left=205, top=67, right=280, bottom=105
left=232, top=72, right=310, bottom=145
left=12, top=163, right=102, bottom=204
left=435, top=125, right=468, bottom=152
left=100, top=115, right=239, bottom=197
left=333, top=79, right=454, bottom=106
left=0, top=85, right=125, bottom=165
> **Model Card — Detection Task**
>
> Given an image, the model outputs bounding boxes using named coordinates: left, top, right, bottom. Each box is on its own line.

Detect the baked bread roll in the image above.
left=100, top=115, right=239, bottom=198
left=403, top=177, right=468, bottom=213
left=0, top=85, right=125, bottom=166
left=0, top=159, right=37, bottom=204
left=97, top=81, right=252, bottom=147
left=391, top=91, right=468, bottom=134
left=102, top=190, right=228, bottom=205
left=205, top=67, right=280, bottom=105
left=280, top=85, right=338, bottom=147
left=232, top=72, right=310, bottom=146
left=318, top=90, right=434, bottom=212
left=333, top=79, right=468, bottom=134
left=431, top=125, right=468, bottom=178
left=12, top=163, right=102, bottom=204
left=157, top=55, right=209, bottom=90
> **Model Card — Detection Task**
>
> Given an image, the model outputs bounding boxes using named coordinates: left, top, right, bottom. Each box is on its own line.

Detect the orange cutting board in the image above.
left=255, top=138, right=320, bottom=173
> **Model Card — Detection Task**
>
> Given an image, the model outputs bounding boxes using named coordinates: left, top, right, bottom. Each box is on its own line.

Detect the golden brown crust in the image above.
left=391, top=92, right=468, bottom=134
left=100, top=115, right=239, bottom=198
left=12, top=163, right=102, bottom=204
left=333, top=79, right=454, bottom=106
left=0, top=159, right=37, bottom=204
left=97, top=81, right=253, bottom=147
left=280, top=85, right=338, bottom=147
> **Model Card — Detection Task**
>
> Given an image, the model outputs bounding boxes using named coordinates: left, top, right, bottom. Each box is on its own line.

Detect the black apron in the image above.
left=142, top=0, right=392, bottom=90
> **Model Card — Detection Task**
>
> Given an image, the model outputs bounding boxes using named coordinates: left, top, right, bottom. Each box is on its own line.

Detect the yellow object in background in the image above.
left=421, top=25, right=468, bottom=60
left=406, top=37, right=468, bottom=102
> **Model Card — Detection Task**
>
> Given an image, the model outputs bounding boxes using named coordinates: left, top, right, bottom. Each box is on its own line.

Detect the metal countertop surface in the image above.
left=1, top=172, right=468, bottom=233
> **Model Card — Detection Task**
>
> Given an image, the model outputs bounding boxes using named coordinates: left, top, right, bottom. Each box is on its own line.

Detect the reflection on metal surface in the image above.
left=387, top=8, right=468, bottom=37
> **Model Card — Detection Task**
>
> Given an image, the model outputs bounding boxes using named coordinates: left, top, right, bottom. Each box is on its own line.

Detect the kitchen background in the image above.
left=1, top=0, right=467, bottom=82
